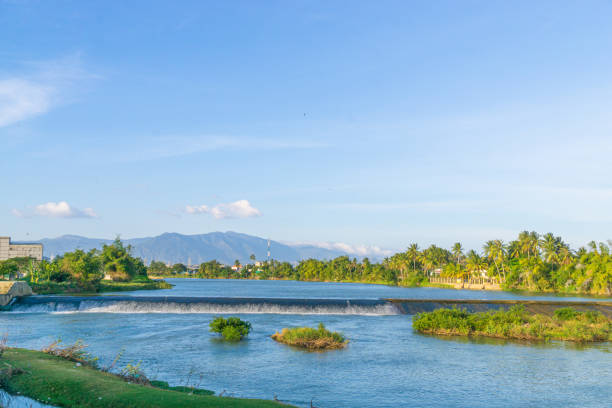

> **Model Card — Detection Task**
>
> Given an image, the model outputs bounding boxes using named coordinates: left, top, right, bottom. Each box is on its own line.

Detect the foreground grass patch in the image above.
left=271, top=323, right=348, bottom=350
left=413, top=306, right=612, bottom=343
left=0, top=348, right=289, bottom=407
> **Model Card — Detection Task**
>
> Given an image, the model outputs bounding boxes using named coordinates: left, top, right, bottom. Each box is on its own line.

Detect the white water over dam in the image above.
left=8, top=295, right=611, bottom=316
left=8, top=296, right=401, bottom=315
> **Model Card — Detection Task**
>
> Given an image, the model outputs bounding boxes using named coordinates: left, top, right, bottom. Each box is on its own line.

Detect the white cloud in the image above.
left=0, top=54, right=93, bottom=128
left=0, top=79, right=53, bottom=127
left=287, top=241, right=394, bottom=258
left=185, top=204, right=209, bottom=214
left=186, top=200, right=261, bottom=219
left=12, top=201, right=97, bottom=219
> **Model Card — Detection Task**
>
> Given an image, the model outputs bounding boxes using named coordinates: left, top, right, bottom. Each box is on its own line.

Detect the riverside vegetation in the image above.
left=412, top=306, right=612, bottom=343
left=0, top=238, right=171, bottom=294
left=0, top=339, right=289, bottom=408
left=4, top=231, right=611, bottom=296
left=271, top=323, right=348, bottom=350
left=151, top=231, right=612, bottom=295
left=209, top=317, right=252, bottom=341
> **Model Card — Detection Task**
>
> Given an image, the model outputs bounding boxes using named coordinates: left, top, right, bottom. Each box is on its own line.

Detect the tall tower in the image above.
left=267, top=239, right=271, bottom=263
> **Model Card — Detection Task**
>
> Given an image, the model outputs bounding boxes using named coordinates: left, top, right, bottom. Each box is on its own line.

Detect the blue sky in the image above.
left=2, top=0, right=612, bottom=254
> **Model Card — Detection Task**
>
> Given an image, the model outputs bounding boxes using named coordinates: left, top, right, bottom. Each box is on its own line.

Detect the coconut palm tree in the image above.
left=452, top=242, right=463, bottom=265
left=484, top=240, right=507, bottom=283
left=406, top=243, right=420, bottom=272
left=539, top=233, right=560, bottom=266
left=465, top=250, right=484, bottom=280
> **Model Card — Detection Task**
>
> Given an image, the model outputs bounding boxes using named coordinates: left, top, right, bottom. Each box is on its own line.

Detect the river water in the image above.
left=1, top=279, right=611, bottom=407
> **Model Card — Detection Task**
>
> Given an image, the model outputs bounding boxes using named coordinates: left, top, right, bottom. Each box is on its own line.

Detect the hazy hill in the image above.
left=38, top=232, right=373, bottom=265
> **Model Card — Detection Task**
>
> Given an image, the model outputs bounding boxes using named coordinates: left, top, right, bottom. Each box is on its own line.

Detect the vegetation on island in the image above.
left=0, top=342, right=289, bottom=407
left=0, top=238, right=172, bottom=294
left=413, top=306, right=612, bottom=343
left=271, top=323, right=348, bottom=350
left=209, top=317, right=252, bottom=341
left=155, top=231, right=612, bottom=296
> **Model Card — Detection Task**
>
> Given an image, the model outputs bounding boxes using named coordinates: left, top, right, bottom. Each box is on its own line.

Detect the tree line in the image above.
left=2, top=232, right=610, bottom=295
left=153, top=231, right=611, bottom=295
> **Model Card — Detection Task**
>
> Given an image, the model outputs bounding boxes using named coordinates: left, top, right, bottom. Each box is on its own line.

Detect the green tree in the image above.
left=61, top=249, right=103, bottom=284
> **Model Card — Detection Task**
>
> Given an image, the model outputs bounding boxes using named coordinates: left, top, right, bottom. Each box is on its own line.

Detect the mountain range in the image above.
left=38, top=232, right=388, bottom=265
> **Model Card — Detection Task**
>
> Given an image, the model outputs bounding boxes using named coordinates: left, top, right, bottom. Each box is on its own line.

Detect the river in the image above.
left=1, top=279, right=611, bottom=407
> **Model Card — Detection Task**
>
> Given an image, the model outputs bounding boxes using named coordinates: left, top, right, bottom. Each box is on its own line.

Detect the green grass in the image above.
left=0, top=348, right=291, bottom=407
left=28, top=280, right=172, bottom=295
left=413, top=306, right=612, bottom=343
left=97, top=280, right=173, bottom=292
left=271, top=323, right=348, bottom=350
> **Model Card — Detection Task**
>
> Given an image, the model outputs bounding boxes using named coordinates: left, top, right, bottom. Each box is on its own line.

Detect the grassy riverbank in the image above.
left=272, top=323, right=348, bottom=350
left=0, top=348, right=290, bottom=407
left=413, top=306, right=612, bottom=343
left=28, top=279, right=173, bottom=295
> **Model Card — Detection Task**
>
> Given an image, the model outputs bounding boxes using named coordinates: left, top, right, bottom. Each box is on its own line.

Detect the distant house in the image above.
left=231, top=264, right=242, bottom=271
left=0, top=236, right=43, bottom=261
left=431, top=268, right=443, bottom=276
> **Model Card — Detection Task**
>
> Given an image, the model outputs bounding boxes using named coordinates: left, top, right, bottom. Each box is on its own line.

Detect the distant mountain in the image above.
left=39, top=232, right=381, bottom=265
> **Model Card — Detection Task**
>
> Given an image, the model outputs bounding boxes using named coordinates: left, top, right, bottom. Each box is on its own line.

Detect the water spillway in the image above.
left=7, top=296, right=400, bottom=315
left=5, top=296, right=612, bottom=316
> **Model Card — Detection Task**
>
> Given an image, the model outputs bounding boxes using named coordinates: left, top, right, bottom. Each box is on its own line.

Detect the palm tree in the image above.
left=540, top=233, right=560, bottom=266
left=484, top=240, right=507, bottom=283
left=558, top=244, right=574, bottom=267
left=406, top=243, right=420, bottom=272
left=465, top=250, right=485, bottom=281
left=452, top=242, right=463, bottom=265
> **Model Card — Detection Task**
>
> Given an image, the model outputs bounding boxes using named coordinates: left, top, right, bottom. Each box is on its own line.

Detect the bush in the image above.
left=209, top=317, right=251, bottom=341
left=42, top=339, right=99, bottom=367
left=554, top=307, right=580, bottom=321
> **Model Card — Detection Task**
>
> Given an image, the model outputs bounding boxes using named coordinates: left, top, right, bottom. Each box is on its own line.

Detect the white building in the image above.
left=0, top=236, right=43, bottom=261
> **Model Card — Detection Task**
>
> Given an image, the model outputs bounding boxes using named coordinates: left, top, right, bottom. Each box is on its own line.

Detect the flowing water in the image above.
left=1, top=279, right=611, bottom=408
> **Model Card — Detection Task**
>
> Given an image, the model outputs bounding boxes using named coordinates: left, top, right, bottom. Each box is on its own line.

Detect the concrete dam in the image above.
left=5, top=295, right=612, bottom=317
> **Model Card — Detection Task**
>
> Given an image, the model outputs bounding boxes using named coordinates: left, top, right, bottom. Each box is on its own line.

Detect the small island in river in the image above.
left=413, top=306, right=612, bottom=343
left=272, top=323, right=348, bottom=350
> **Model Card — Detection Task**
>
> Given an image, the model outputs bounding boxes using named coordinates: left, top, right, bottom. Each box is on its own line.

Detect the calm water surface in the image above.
left=2, top=280, right=610, bottom=408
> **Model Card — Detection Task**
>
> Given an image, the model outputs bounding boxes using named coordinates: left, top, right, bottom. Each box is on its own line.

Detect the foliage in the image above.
left=119, top=362, right=150, bottom=385
left=0, top=238, right=175, bottom=295
left=209, top=317, right=252, bottom=341
left=41, top=338, right=99, bottom=367
left=413, top=306, right=612, bottom=343
left=1, top=348, right=288, bottom=407
left=5, top=231, right=611, bottom=295
left=271, top=323, right=348, bottom=350
left=100, top=238, right=147, bottom=282
left=189, top=230, right=612, bottom=295
left=0, top=261, right=20, bottom=280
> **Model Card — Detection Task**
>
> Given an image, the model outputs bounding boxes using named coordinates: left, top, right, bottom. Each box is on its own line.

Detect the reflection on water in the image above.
left=417, top=332, right=612, bottom=351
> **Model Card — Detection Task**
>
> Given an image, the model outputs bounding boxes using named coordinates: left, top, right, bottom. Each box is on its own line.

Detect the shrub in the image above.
left=554, top=307, right=580, bottom=321
left=119, top=362, right=150, bottom=385
left=209, top=317, right=251, bottom=341
left=41, top=339, right=99, bottom=367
